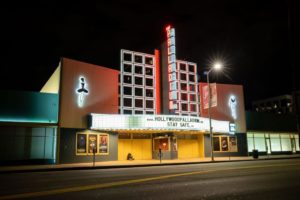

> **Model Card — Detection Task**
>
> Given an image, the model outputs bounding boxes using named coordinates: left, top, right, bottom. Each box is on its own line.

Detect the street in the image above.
left=1, top=158, right=300, bottom=200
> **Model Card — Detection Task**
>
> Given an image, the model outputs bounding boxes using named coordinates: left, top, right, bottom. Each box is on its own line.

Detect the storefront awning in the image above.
left=89, top=114, right=232, bottom=133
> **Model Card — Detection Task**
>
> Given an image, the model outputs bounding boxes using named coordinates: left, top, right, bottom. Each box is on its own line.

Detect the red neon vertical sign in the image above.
left=166, top=25, right=177, bottom=111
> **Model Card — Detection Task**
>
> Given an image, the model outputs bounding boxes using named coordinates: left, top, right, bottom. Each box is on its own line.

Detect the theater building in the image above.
left=42, top=49, right=247, bottom=163
left=0, top=26, right=250, bottom=165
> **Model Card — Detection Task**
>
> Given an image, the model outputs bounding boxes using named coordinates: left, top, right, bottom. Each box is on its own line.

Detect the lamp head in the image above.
left=213, top=62, right=222, bottom=71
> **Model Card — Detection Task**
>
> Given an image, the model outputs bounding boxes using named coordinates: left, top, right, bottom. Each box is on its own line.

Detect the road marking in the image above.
left=0, top=162, right=299, bottom=199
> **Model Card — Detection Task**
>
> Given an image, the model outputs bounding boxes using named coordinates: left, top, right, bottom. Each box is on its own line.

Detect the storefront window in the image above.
left=247, top=134, right=254, bottom=152
left=270, top=134, right=281, bottom=151
left=254, top=137, right=266, bottom=152
left=295, top=134, right=300, bottom=151
left=281, top=134, right=292, bottom=151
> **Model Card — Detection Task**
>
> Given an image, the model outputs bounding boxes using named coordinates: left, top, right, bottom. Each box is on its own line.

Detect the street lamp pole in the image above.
left=206, top=62, right=222, bottom=162
left=207, top=69, right=214, bottom=162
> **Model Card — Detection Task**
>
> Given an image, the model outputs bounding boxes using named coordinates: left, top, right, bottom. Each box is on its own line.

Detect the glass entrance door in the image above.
left=265, top=138, right=271, bottom=154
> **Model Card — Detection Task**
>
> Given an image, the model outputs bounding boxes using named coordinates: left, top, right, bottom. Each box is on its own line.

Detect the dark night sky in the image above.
left=1, top=0, right=299, bottom=109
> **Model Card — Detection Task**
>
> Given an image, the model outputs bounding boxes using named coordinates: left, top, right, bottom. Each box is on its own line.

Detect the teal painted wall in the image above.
left=0, top=91, right=58, bottom=123
left=0, top=126, right=57, bottom=164
left=246, top=111, right=297, bottom=132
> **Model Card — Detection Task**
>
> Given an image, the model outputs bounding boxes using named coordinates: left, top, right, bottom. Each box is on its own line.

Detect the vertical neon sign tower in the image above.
left=166, top=25, right=178, bottom=113
left=163, top=25, right=200, bottom=116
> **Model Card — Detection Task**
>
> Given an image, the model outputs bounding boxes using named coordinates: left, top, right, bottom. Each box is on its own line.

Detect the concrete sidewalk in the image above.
left=1, top=154, right=300, bottom=174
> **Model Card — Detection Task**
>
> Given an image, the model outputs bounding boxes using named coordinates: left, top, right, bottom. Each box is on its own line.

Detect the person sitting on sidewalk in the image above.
left=127, top=153, right=134, bottom=161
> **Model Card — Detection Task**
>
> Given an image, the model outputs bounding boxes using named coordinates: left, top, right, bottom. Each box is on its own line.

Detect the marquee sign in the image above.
left=166, top=25, right=178, bottom=111
left=90, top=113, right=231, bottom=133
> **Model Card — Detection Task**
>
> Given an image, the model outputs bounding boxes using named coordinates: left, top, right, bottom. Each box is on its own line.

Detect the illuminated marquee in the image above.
left=228, top=95, right=237, bottom=120
left=76, top=76, right=89, bottom=107
left=166, top=25, right=178, bottom=111
left=90, top=113, right=231, bottom=133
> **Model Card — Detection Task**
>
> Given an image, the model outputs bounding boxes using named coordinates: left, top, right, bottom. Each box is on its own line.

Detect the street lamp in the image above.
left=207, top=62, right=222, bottom=161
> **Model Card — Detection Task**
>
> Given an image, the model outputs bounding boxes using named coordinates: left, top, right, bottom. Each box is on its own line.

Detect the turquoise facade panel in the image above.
left=0, top=91, right=58, bottom=123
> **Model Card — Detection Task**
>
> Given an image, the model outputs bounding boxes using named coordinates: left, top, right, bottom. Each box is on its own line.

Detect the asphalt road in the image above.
left=1, top=159, right=300, bottom=200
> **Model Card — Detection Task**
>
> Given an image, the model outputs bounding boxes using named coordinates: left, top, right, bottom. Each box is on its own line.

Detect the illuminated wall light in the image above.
left=228, top=95, right=237, bottom=120
left=76, top=76, right=89, bottom=107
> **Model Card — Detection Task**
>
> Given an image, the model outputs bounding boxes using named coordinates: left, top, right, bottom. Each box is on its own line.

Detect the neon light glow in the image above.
left=166, top=25, right=178, bottom=111
left=0, top=118, right=57, bottom=123
left=90, top=113, right=231, bottom=133
left=76, top=76, right=89, bottom=107
left=228, top=95, right=237, bottom=120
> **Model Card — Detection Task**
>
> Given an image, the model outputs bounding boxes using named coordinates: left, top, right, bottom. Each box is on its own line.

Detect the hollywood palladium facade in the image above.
left=58, top=25, right=248, bottom=163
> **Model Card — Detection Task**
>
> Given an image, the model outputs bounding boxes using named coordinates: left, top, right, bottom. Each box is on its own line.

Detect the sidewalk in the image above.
left=1, top=154, right=300, bottom=174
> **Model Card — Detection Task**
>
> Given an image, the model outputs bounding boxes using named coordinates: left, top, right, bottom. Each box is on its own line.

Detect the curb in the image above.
left=1, top=156, right=300, bottom=174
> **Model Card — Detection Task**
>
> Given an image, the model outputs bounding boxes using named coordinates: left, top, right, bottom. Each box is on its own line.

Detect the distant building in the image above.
left=252, top=95, right=293, bottom=115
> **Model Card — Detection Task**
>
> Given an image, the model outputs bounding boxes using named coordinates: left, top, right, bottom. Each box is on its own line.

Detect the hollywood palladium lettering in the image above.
left=166, top=25, right=178, bottom=111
